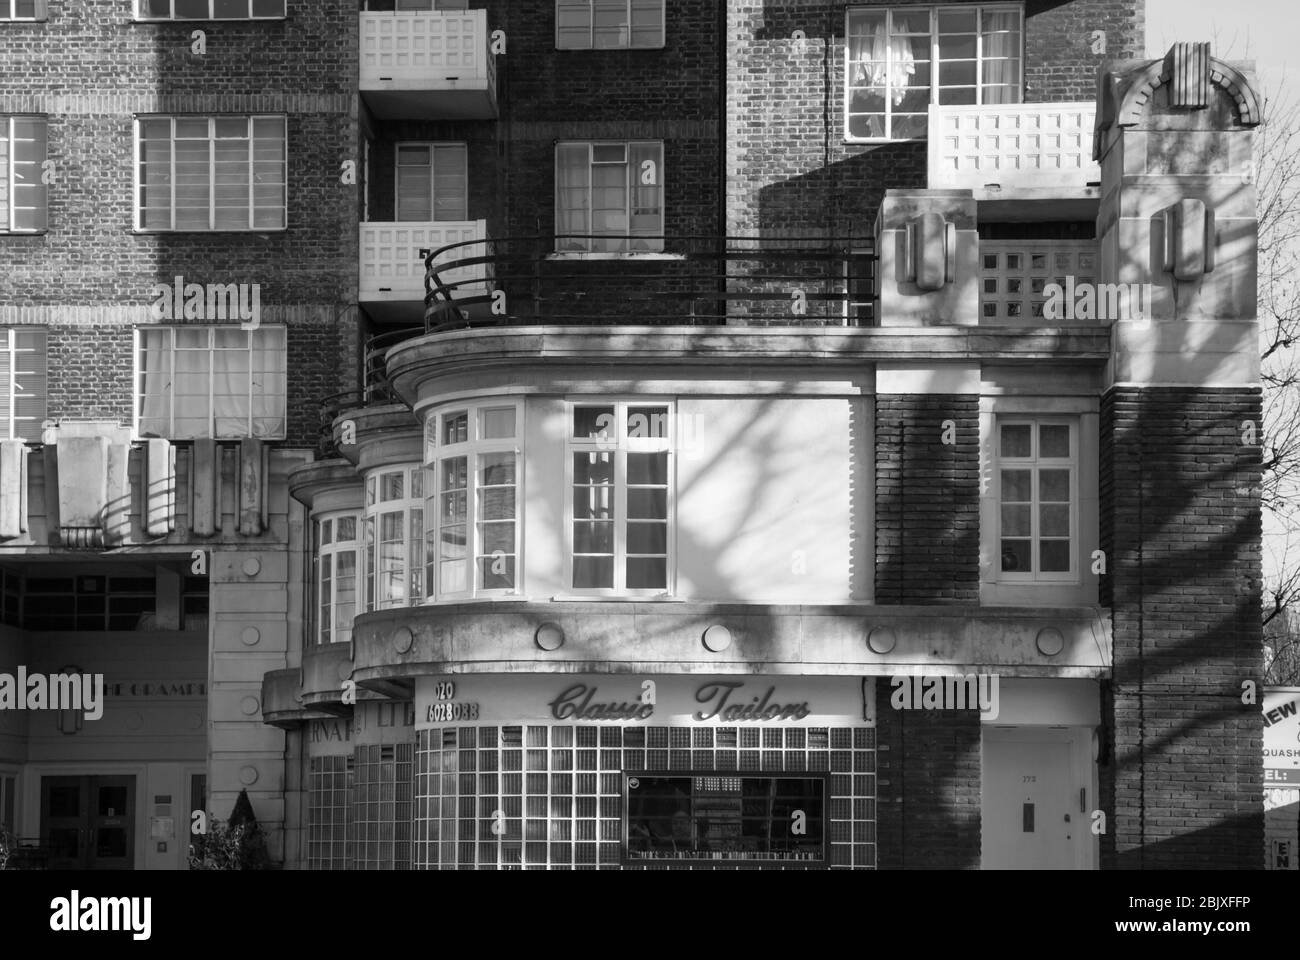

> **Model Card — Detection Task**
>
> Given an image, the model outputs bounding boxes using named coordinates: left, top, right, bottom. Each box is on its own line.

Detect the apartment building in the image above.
left=0, top=0, right=1265, bottom=871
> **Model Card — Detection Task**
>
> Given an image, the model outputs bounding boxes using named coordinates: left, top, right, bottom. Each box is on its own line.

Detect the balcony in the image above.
left=928, top=102, right=1101, bottom=218
left=422, top=235, right=878, bottom=330
left=359, top=10, right=497, bottom=119
left=359, top=219, right=492, bottom=323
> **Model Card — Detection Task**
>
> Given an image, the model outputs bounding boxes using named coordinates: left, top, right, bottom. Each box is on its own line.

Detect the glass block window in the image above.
left=425, top=401, right=521, bottom=600
left=308, top=756, right=353, bottom=870
left=980, top=241, right=1095, bottom=321
left=352, top=743, right=414, bottom=870
left=997, top=419, right=1077, bottom=581
left=415, top=725, right=875, bottom=869
left=365, top=464, right=425, bottom=611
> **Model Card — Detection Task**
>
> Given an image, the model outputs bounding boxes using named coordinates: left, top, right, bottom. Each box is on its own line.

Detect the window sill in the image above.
left=550, top=594, right=682, bottom=602
left=844, top=136, right=925, bottom=145
left=132, top=227, right=288, bottom=235
left=0, top=229, right=48, bottom=236
left=546, top=252, right=683, bottom=261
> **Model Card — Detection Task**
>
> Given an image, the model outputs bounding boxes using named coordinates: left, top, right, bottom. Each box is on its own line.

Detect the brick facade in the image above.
left=1100, top=387, right=1265, bottom=868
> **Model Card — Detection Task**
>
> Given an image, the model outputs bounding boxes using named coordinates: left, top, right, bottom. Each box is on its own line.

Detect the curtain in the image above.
left=137, top=328, right=173, bottom=438
left=852, top=19, right=916, bottom=107
left=397, top=145, right=432, bottom=221
left=249, top=326, right=286, bottom=439
left=981, top=12, right=1021, bottom=104
left=627, top=141, right=662, bottom=252
left=555, top=142, right=590, bottom=250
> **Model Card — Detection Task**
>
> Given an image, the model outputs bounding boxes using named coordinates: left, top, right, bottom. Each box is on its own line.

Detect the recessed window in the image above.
left=364, top=465, right=425, bottom=610
left=997, top=419, right=1076, bottom=581
left=136, top=0, right=286, bottom=20
left=845, top=4, right=1023, bottom=140
left=568, top=401, right=671, bottom=594
left=556, top=0, right=663, bottom=49
left=0, top=1, right=46, bottom=20
left=135, top=115, right=287, bottom=231
left=555, top=140, right=663, bottom=253
left=625, top=775, right=826, bottom=864
left=0, top=116, right=47, bottom=233
left=425, top=401, right=522, bottom=600
left=395, top=142, right=467, bottom=221
left=134, top=325, right=287, bottom=440
left=315, top=513, right=361, bottom=645
left=0, top=327, right=46, bottom=441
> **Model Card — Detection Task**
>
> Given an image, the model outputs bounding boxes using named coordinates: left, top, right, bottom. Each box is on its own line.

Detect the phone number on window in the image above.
left=427, top=702, right=480, bottom=723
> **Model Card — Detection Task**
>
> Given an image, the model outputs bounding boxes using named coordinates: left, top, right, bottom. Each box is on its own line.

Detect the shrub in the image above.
left=188, top=789, right=272, bottom=870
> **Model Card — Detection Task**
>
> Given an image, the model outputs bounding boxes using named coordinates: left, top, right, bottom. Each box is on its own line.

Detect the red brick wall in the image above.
left=875, top=395, right=981, bottom=603
left=1100, top=387, right=1265, bottom=868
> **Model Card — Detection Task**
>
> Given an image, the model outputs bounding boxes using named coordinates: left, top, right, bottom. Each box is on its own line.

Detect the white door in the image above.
left=982, top=727, right=1089, bottom=869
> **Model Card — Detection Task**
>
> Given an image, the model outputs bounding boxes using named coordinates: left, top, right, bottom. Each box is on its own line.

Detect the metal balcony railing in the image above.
left=421, top=235, right=878, bottom=331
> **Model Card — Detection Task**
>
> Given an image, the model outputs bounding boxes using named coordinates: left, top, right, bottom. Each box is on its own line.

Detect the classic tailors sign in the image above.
left=415, top=675, right=872, bottom=729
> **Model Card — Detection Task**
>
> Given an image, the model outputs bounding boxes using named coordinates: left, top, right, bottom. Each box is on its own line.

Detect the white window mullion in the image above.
left=7, top=117, right=14, bottom=232
left=169, top=118, right=178, bottom=230
left=207, top=119, right=216, bottom=231
left=246, top=117, right=255, bottom=229
left=614, top=445, right=627, bottom=591
left=5, top=330, right=15, bottom=439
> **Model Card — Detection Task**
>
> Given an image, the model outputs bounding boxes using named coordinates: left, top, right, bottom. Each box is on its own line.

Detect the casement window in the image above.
left=996, top=419, right=1076, bottom=581
left=135, top=116, right=287, bottom=231
left=0, top=327, right=46, bottom=441
left=383, top=0, right=469, bottom=10
left=555, top=141, right=663, bottom=253
left=135, top=325, right=287, bottom=440
left=845, top=4, right=1023, bottom=141
left=136, top=0, right=286, bottom=19
left=425, top=401, right=522, bottom=600
left=0, top=1, right=46, bottom=20
left=314, top=513, right=362, bottom=645
left=365, top=465, right=425, bottom=610
left=0, top=117, right=47, bottom=233
left=568, top=401, right=671, bottom=594
left=625, top=775, right=826, bottom=865
left=395, top=143, right=467, bottom=222
left=556, top=0, right=663, bottom=49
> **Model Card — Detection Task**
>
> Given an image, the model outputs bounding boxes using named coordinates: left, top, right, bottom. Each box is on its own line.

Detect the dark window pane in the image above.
left=627, top=452, right=667, bottom=485
left=573, top=556, right=612, bottom=589
left=626, top=557, right=665, bottom=589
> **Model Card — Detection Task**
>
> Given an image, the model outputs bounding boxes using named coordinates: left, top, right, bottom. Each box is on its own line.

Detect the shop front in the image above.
left=412, top=674, right=877, bottom=870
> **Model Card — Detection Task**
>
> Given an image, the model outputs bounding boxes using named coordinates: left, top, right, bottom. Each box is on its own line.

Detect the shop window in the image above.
left=567, top=401, right=671, bottom=595
left=425, top=401, right=521, bottom=600
left=22, top=575, right=156, bottom=631
left=365, top=465, right=425, bottom=610
left=307, top=756, right=353, bottom=871
left=625, top=774, right=825, bottom=864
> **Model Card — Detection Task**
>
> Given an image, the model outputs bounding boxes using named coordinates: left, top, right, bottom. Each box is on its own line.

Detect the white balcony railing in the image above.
left=928, top=102, right=1100, bottom=195
left=979, top=239, right=1098, bottom=323
left=359, top=10, right=496, bottom=117
left=360, top=220, right=491, bottom=303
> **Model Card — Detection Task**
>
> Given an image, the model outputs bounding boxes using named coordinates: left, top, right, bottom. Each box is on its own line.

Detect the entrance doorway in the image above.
left=41, top=775, right=136, bottom=869
left=981, top=727, right=1091, bottom=869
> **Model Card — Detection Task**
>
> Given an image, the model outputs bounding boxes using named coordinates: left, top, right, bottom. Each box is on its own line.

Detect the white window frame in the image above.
left=0, top=327, right=45, bottom=441
left=564, top=399, right=674, bottom=597
left=0, top=115, right=48, bottom=233
left=394, top=141, right=468, bottom=222
left=0, top=1, right=46, bottom=20
left=844, top=3, right=1024, bottom=142
left=135, top=0, right=287, bottom=20
left=556, top=0, right=664, bottom=50
left=133, top=324, right=288, bottom=440
left=994, top=417, right=1077, bottom=583
left=314, top=511, right=363, bottom=645
left=133, top=115, right=288, bottom=232
left=425, top=399, right=524, bottom=602
left=364, top=464, right=426, bottom=611
left=554, top=140, right=664, bottom=253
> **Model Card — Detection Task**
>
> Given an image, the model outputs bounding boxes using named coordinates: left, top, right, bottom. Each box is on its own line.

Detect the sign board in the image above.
left=1264, top=687, right=1300, bottom=810
left=415, top=675, right=874, bottom=731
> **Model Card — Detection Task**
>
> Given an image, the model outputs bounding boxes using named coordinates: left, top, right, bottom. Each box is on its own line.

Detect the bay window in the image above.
left=135, top=325, right=287, bottom=440
left=365, top=465, right=425, bottom=610
left=568, top=400, right=671, bottom=594
left=425, top=401, right=521, bottom=600
left=845, top=4, right=1023, bottom=140
left=996, top=418, right=1076, bottom=581
left=315, top=513, right=361, bottom=645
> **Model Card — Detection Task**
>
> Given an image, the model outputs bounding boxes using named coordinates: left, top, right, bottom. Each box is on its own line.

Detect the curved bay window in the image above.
left=425, top=401, right=521, bottom=600
left=314, top=512, right=361, bottom=644
left=364, top=465, right=425, bottom=610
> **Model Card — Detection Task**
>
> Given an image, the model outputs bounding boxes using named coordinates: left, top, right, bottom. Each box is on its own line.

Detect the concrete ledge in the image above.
left=350, top=601, right=1113, bottom=688
left=301, top=642, right=355, bottom=714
